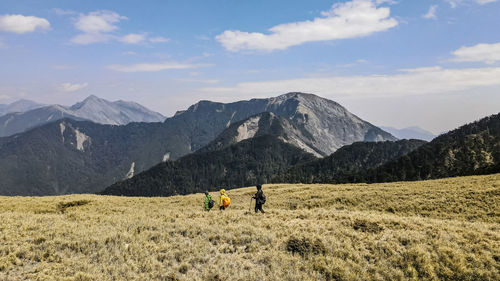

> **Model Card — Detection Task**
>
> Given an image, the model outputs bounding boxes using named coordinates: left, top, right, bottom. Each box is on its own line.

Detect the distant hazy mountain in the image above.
left=69, top=95, right=166, bottom=125
left=380, top=126, right=436, bottom=141
left=0, top=95, right=165, bottom=137
left=0, top=99, right=45, bottom=116
left=0, top=92, right=395, bottom=195
left=101, top=135, right=317, bottom=197
left=0, top=105, right=85, bottom=137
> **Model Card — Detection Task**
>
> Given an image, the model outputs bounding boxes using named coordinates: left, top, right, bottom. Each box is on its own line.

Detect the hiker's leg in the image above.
left=256, top=203, right=263, bottom=213
left=258, top=204, right=265, bottom=213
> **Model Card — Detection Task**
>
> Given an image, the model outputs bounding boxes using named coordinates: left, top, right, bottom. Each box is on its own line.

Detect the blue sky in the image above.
left=0, top=0, right=499, bottom=133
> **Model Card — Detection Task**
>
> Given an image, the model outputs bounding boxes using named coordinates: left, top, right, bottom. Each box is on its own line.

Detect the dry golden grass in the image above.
left=0, top=174, right=499, bottom=280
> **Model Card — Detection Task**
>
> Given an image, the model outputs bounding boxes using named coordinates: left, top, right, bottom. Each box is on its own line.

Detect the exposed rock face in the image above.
left=199, top=112, right=323, bottom=157
left=0, top=96, right=165, bottom=137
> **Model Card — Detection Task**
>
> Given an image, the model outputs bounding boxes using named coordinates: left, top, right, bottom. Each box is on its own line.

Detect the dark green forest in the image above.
left=360, top=113, right=500, bottom=182
left=278, top=139, right=426, bottom=184
left=101, top=135, right=317, bottom=196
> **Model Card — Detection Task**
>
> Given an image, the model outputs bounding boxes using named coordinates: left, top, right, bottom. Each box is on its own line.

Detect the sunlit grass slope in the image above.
left=1, top=174, right=499, bottom=280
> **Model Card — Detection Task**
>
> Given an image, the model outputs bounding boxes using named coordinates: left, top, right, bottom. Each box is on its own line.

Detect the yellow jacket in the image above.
left=219, top=189, right=228, bottom=206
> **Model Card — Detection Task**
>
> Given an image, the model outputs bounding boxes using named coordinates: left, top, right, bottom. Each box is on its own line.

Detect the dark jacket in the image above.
left=253, top=189, right=265, bottom=205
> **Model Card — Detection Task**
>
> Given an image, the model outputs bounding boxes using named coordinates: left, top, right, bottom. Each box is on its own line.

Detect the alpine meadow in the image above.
left=1, top=175, right=499, bottom=280
left=1, top=0, right=500, bottom=280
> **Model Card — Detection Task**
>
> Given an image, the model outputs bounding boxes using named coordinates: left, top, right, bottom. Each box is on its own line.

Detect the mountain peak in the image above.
left=82, top=95, right=106, bottom=103
left=171, top=93, right=395, bottom=154
left=0, top=99, right=44, bottom=116
left=85, top=94, right=100, bottom=100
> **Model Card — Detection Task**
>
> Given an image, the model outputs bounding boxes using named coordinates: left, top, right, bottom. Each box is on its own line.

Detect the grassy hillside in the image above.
left=0, top=174, right=499, bottom=280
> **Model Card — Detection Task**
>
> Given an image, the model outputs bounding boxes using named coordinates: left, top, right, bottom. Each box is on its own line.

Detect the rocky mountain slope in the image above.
left=198, top=112, right=322, bottom=156
left=171, top=92, right=396, bottom=155
left=101, top=135, right=317, bottom=196
left=0, top=95, right=165, bottom=137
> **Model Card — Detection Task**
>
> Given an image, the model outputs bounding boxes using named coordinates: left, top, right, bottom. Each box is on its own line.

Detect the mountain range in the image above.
left=102, top=112, right=499, bottom=197
left=0, top=95, right=166, bottom=137
left=101, top=138, right=425, bottom=197
left=380, top=126, right=436, bottom=141
left=0, top=92, right=397, bottom=196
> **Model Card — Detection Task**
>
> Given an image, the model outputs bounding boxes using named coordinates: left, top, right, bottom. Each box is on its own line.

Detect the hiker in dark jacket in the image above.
left=252, top=184, right=266, bottom=213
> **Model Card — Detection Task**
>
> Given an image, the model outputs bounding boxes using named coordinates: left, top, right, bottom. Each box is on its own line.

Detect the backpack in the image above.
left=222, top=195, right=231, bottom=208
left=261, top=193, right=266, bottom=204
left=208, top=199, right=214, bottom=209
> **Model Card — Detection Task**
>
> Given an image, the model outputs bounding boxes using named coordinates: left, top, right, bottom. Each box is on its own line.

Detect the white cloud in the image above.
left=71, top=11, right=168, bottom=45
left=0, top=14, right=50, bottom=34
left=451, top=42, right=500, bottom=64
left=122, top=51, right=136, bottom=55
left=71, top=10, right=127, bottom=44
left=375, top=0, right=398, bottom=4
left=216, top=0, right=397, bottom=52
left=445, top=0, right=462, bottom=8
left=423, top=5, right=438, bottom=19
left=200, top=66, right=500, bottom=99
left=119, top=33, right=146, bottom=44
left=74, top=11, right=126, bottom=34
left=446, top=0, right=498, bottom=7
left=60, top=82, right=88, bottom=92
left=149, top=36, right=169, bottom=43
left=107, top=62, right=208, bottom=72
left=476, top=0, right=499, bottom=4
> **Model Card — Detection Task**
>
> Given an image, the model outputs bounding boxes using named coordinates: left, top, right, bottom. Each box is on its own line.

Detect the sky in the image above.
left=0, top=0, right=499, bottom=134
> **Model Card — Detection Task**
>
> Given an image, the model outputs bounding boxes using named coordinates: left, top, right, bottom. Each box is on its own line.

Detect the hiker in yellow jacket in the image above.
left=219, top=189, right=231, bottom=210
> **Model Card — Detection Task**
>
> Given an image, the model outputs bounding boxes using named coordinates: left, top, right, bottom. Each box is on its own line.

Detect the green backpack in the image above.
left=207, top=195, right=214, bottom=209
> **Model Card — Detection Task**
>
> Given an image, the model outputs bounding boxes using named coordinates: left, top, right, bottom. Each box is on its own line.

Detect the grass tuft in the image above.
left=56, top=200, right=91, bottom=213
